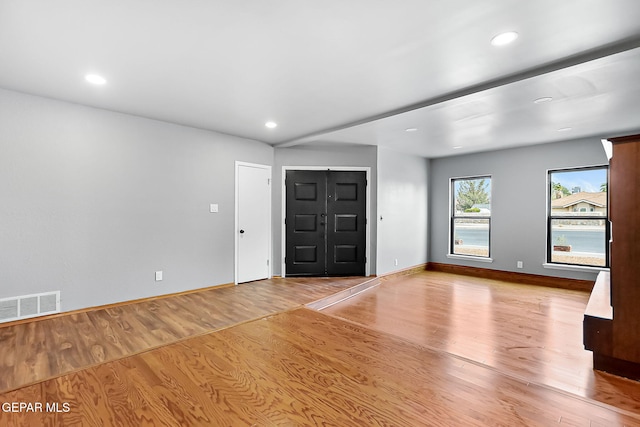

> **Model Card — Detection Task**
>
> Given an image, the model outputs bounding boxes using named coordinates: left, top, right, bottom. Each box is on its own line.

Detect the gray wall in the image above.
left=1, top=86, right=615, bottom=315
left=0, top=88, right=273, bottom=312
left=273, top=145, right=378, bottom=276
left=429, top=137, right=609, bottom=281
left=377, top=147, right=429, bottom=275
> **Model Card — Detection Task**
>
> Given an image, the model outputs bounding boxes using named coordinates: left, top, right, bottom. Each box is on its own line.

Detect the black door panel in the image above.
left=285, top=171, right=327, bottom=276
left=326, top=171, right=366, bottom=276
left=286, top=170, right=366, bottom=276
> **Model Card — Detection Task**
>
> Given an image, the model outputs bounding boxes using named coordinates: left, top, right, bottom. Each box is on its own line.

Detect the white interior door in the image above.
left=236, top=162, right=271, bottom=284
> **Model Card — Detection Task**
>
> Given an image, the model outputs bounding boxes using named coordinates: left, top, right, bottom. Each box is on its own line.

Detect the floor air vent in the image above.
left=0, top=291, right=60, bottom=323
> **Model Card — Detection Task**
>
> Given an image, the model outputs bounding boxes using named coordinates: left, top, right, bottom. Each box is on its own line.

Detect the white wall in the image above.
left=273, top=145, right=378, bottom=275
left=376, top=147, right=429, bottom=274
left=429, top=137, right=609, bottom=281
left=0, top=88, right=273, bottom=312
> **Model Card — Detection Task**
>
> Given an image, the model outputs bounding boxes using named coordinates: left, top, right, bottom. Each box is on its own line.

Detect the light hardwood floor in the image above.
left=1, top=271, right=640, bottom=426
left=324, top=272, right=640, bottom=420
left=0, top=276, right=372, bottom=393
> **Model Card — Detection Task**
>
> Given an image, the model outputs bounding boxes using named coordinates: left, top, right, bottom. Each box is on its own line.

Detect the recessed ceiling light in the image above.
left=557, top=127, right=572, bottom=132
left=85, top=74, right=107, bottom=85
left=265, top=121, right=278, bottom=129
left=533, top=97, right=553, bottom=104
left=491, top=31, right=518, bottom=46
left=405, top=128, right=418, bottom=132
left=453, top=146, right=462, bottom=149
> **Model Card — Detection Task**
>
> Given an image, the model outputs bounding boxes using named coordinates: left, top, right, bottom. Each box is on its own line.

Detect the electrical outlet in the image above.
left=517, top=261, right=523, bottom=269
left=155, top=271, right=163, bottom=281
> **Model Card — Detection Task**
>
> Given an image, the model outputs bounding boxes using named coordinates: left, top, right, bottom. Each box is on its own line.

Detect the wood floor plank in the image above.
left=213, top=315, right=464, bottom=425
left=0, top=381, right=43, bottom=427
left=12, top=321, right=47, bottom=387
left=3, top=308, right=638, bottom=426
left=322, top=271, right=640, bottom=418
left=2, top=272, right=639, bottom=425
left=0, top=325, right=17, bottom=391
left=259, top=309, right=639, bottom=426
left=0, top=276, right=370, bottom=393
left=143, top=347, right=271, bottom=426
left=84, top=309, right=131, bottom=361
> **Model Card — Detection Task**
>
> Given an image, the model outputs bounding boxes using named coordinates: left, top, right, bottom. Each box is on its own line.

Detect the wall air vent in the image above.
left=0, top=291, right=60, bottom=323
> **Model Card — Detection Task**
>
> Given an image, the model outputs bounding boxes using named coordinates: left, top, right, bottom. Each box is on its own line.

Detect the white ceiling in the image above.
left=1, top=0, right=640, bottom=158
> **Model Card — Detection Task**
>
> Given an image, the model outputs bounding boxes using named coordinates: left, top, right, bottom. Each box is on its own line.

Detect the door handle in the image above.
left=239, top=229, right=245, bottom=234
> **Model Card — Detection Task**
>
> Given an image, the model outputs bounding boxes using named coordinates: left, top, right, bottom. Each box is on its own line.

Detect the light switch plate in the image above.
left=210, top=203, right=219, bottom=213
left=155, top=271, right=163, bottom=281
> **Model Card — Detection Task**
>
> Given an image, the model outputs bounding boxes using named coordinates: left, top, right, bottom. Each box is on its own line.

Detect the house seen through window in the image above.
left=451, top=176, right=491, bottom=258
left=548, top=166, right=609, bottom=268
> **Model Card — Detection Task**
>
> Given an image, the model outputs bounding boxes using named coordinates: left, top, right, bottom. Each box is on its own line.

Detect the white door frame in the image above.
left=235, top=161, right=272, bottom=285
left=281, top=166, right=371, bottom=278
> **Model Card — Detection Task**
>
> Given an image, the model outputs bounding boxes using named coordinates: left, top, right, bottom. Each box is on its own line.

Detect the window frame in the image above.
left=449, top=175, right=492, bottom=259
left=546, top=165, right=610, bottom=268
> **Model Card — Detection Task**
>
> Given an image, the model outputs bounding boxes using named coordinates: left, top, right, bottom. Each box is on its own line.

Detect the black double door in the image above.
left=285, top=170, right=366, bottom=276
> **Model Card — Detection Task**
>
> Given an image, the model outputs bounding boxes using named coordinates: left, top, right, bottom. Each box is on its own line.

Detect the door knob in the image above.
left=239, top=229, right=245, bottom=234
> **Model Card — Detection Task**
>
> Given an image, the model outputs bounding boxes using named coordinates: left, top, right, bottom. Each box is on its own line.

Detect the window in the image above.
left=450, top=176, right=491, bottom=258
left=548, top=166, right=609, bottom=267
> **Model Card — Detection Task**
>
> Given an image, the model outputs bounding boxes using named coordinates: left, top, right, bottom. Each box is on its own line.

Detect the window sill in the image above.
left=447, top=254, right=493, bottom=263
left=542, top=263, right=609, bottom=273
